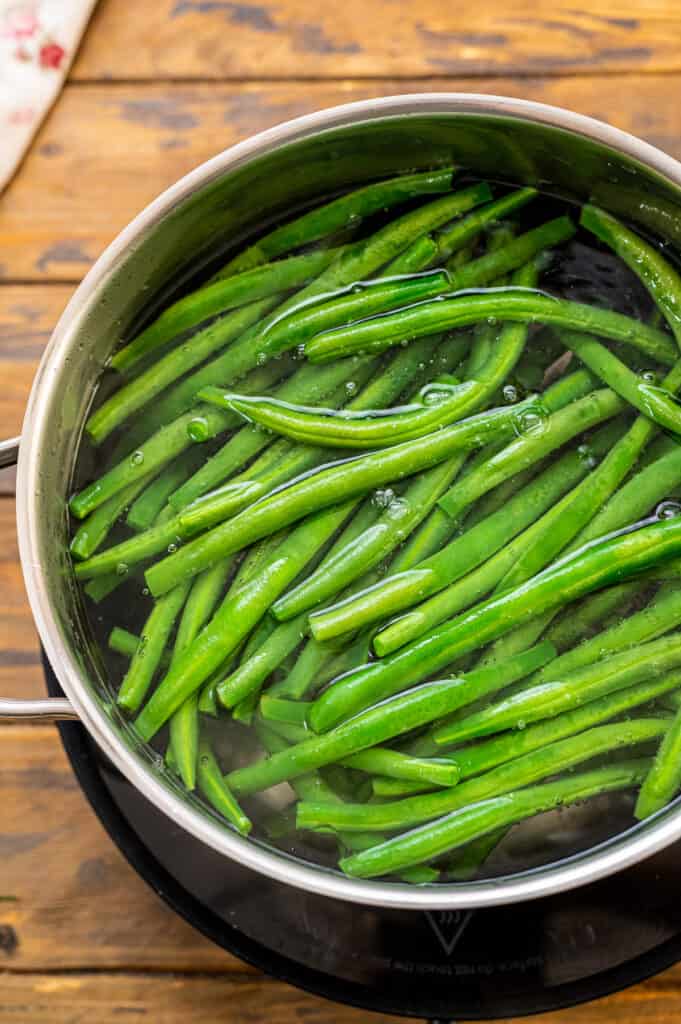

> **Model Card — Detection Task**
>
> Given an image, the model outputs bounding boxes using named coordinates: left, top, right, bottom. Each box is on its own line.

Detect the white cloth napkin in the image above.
left=1, top=0, right=98, bottom=193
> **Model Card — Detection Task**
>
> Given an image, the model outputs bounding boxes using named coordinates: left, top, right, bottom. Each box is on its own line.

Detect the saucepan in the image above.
left=3, top=93, right=681, bottom=910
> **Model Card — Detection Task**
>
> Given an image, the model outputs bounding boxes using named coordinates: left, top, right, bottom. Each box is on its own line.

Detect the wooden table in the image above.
left=2, top=2, right=681, bottom=1019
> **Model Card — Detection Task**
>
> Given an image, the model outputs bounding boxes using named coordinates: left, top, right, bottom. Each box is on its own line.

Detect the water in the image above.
left=69, top=174, right=681, bottom=885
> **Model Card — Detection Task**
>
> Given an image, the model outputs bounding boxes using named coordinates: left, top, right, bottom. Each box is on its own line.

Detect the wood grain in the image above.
left=0, top=724, right=240, bottom=971
left=0, top=501, right=43, bottom=700
left=2, top=76, right=681, bottom=281
left=2, top=971, right=681, bottom=1023
left=71, top=0, right=681, bottom=80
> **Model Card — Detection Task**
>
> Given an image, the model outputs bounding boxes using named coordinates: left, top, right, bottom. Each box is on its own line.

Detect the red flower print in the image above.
left=2, top=4, right=39, bottom=40
left=39, top=41, right=66, bottom=69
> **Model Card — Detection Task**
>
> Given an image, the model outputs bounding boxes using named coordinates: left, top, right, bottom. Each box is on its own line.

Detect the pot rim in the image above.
left=17, top=92, right=681, bottom=910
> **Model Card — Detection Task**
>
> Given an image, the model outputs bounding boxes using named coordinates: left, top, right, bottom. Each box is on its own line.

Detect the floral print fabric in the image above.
left=1, top=1, right=98, bottom=193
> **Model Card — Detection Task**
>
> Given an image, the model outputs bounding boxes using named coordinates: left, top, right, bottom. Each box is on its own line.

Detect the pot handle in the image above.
left=0, top=434, right=78, bottom=722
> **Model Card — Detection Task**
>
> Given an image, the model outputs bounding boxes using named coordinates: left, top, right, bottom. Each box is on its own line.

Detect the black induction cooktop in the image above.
left=44, top=655, right=681, bottom=1021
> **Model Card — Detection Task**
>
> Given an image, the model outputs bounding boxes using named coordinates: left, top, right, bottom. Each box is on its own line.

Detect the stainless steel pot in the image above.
left=3, top=93, right=681, bottom=910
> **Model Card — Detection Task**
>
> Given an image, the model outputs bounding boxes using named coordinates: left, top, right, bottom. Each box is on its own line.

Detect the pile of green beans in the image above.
left=69, top=168, right=681, bottom=884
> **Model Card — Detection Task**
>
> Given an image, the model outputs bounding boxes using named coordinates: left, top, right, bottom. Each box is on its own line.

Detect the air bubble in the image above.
left=345, top=380, right=357, bottom=396
left=116, top=562, right=129, bottom=577
left=187, top=416, right=210, bottom=442
left=372, top=488, right=395, bottom=509
left=512, top=404, right=549, bottom=439
left=516, top=719, right=526, bottom=731
left=502, top=384, right=518, bottom=404
left=256, top=351, right=267, bottom=365
left=386, top=497, right=409, bottom=519
left=657, top=500, right=681, bottom=520
left=167, top=542, right=178, bottom=554
left=130, top=450, right=144, bottom=466
left=640, top=370, right=657, bottom=384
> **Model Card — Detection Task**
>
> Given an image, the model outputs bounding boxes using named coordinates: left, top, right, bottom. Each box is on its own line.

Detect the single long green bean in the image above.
left=112, top=249, right=340, bottom=373
left=336, top=761, right=650, bottom=877
left=636, top=704, right=681, bottom=818
left=216, top=614, right=307, bottom=708
left=197, top=737, right=251, bottom=835
left=116, top=582, right=190, bottom=714
left=309, top=515, right=681, bottom=733
left=305, top=288, right=675, bottom=367
left=225, top=644, right=554, bottom=796
left=215, top=167, right=457, bottom=278
left=434, top=633, right=681, bottom=746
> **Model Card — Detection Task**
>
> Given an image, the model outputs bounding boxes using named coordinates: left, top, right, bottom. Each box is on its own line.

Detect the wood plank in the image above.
left=0, top=723, right=241, bottom=971
left=0, top=501, right=43, bottom=699
left=1, top=970, right=681, bottom=1023
left=3, top=76, right=681, bottom=282
left=71, top=0, right=681, bottom=80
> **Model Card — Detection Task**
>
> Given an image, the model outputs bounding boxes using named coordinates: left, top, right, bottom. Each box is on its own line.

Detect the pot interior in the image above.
left=22, top=99, right=681, bottom=906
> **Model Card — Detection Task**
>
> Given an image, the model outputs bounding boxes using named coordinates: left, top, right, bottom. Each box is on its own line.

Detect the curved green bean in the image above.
left=305, top=287, right=675, bottom=367
left=341, top=749, right=460, bottom=787
left=197, top=737, right=251, bottom=835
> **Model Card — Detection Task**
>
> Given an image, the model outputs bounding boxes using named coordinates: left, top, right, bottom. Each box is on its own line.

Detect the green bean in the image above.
left=215, top=167, right=457, bottom=278
left=197, top=737, right=251, bottom=835
left=447, top=671, right=681, bottom=780
left=112, top=249, right=340, bottom=374
left=144, top=393, right=541, bottom=598
left=437, top=388, right=623, bottom=521
left=116, top=582, right=190, bottom=714
left=126, top=450, right=204, bottom=531
left=225, top=644, right=553, bottom=796
left=635, top=704, right=681, bottom=819
left=336, top=761, right=650, bottom=877
left=299, top=718, right=663, bottom=837
left=259, top=695, right=310, bottom=725
left=313, top=418, right=622, bottom=646
left=559, top=330, right=681, bottom=435
left=386, top=234, right=439, bottom=273
left=341, top=749, right=460, bottom=787
left=305, top=286, right=675, bottom=368
left=435, top=188, right=537, bottom=262
left=372, top=777, right=435, bottom=798
left=134, top=497, right=362, bottom=740
left=217, top=614, right=307, bottom=708
left=309, top=515, right=681, bottom=733
left=88, top=298, right=281, bottom=445
left=85, top=573, right=126, bottom=603
left=70, top=473, right=154, bottom=560
left=167, top=559, right=234, bottom=788
left=434, top=633, right=681, bottom=746
left=581, top=204, right=681, bottom=348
